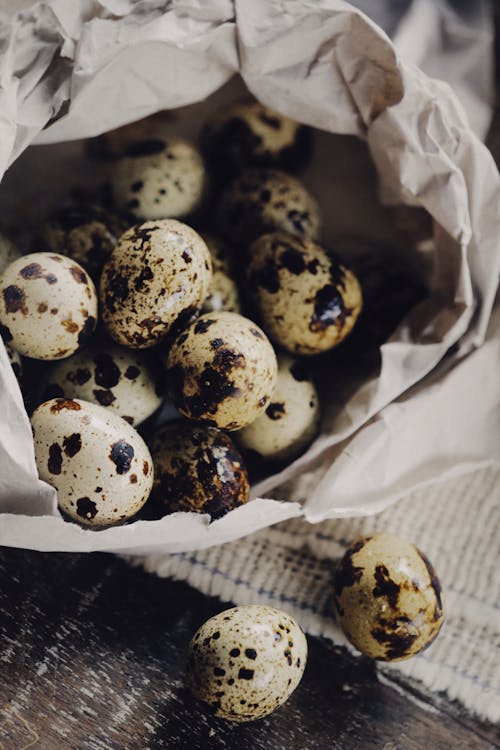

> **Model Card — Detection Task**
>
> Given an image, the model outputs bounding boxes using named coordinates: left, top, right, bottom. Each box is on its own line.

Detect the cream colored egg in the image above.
left=167, top=312, right=277, bottom=431
left=202, top=100, right=311, bottom=178
left=333, top=533, right=444, bottom=661
left=149, top=421, right=249, bottom=518
left=201, top=235, right=241, bottom=314
left=41, top=344, right=163, bottom=426
left=219, top=169, right=321, bottom=244
left=0, top=233, right=21, bottom=274
left=187, top=605, right=307, bottom=722
left=110, top=137, right=206, bottom=220
left=237, top=355, right=319, bottom=461
left=100, top=220, right=212, bottom=349
left=0, top=252, right=97, bottom=360
left=248, top=232, right=362, bottom=355
left=31, top=398, right=154, bottom=527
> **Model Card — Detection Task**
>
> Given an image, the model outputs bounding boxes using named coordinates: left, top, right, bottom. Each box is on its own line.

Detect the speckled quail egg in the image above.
left=41, top=343, right=163, bottom=426
left=39, top=204, right=127, bottom=282
left=248, top=232, right=362, bottom=355
left=0, top=232, right=21, bottom=274
left=4, top=341, right=22, bottom=383
left=187, top=605, right=307, bottom=722
left=110, top=137, right=207, bottom=221
left=218, top=169, right=321, bottom=245
left=201, top=234, right=241, bottom=314
left=0, top=252, right=97, bottom=360
left=167, top=312, right=278, bottom=431
left=332, top=533, right=444, bottom=661
left=149, top=421, right=249, bottom=518
left=31, top=398, right=154, bottom=527
left=201, top=100, right=311, bottom=179
left=237, top=355, right=319, bottom=462
left=100, top=220, right=212, bottom=349
left=85, top=115, right=165, bottom=161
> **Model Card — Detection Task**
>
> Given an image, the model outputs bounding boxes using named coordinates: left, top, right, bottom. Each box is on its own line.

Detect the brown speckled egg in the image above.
left=201, top=234, right=241, bottom=314
left=201, top=100, right=311, bottom=180
left=0, top=252, right=97, bottom=360
left=5, top=341, right=23, bottom=384
left=187, top=605, right=307, bottom=722
left=39, top=204, right=127, bottom=282
left=237, top=355, right=319, bottom=462
left=0, top=233, right=21, bottom=274
left=333, top=533, right=444, bottom=662
left=167, top=312, right=277, bottom=431
left=31, top=398, right=154, bottom=527
left=218, top=169, right=321, bottom=245
left=41, top=344, right=163, bottom=426
left=248, top=232, right=362, bottom=355
left=100, top=220, right=212, bottom=349
left=110, top=137, right=206, bottom=221
left=149, top=421, right=249, bottom=519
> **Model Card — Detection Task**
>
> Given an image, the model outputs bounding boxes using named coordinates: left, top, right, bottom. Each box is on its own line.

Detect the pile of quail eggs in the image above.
left=0, top=98, right=365, bottom=529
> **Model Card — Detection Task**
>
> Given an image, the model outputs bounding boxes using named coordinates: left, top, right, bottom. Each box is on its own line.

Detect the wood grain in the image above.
left=0, top=549, right=498, bottom=750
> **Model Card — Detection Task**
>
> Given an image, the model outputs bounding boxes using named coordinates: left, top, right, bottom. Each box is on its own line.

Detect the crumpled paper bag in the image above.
left=0, top=0, right=498, bottom=555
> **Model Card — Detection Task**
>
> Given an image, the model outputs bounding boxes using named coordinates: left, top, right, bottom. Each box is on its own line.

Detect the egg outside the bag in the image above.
left=0, top=233, right=21, bottom=274
left=0, top=252, right=97, bottom=360
left=218, top=169, right=321, bottom=245
left=110, top=137, right=207, bottom=221
left=201, top=100, right=311, bottom=179
left=31, top=398, right=154, bottom=527
left=187, top=605, right=307, bottom=722
left=332, top=533, right=444, bottom=661
left=167, top=312, right=278, bottom=431
left=39, top=204, right=127, bottom=283
left=201, top=235, right=241, bottom=315
left=41, top=344, right=163, bottom=427
left=237, top=355, right=319, bottom=462
left=149, top=422, right=249, bottom=519
left=248, top=232, right=362, bottom=355
left=100, top=220, right=212, bottom=349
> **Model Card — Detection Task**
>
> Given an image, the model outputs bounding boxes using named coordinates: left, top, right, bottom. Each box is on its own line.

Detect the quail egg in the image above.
left=110, top=137, right=207, bottom=221
left=100, top=220, right=212, bottom=349
left=149, top=421, right=249, bottom=518
left=4, top=341, right=22, bottom=383
left=41, top=343, right=163, bottom=426
left=31, top=398, right=154, bottom=527
left=167, top=312, right=278, bottom=431
left=187, top=605, right=307, bottom=722
left=0, top=252, right=97, bottom=360
left=39, top=204, right=127, bottom=282
left=85, top=115, right=164, bottom=161
left=237, top=355, right=319, bottom=462
left=218, top=169, right=321, bottom=245
left=201, top=234, right=241, bottom=314
left=0, top=232, right=21, bottom=274
left=201, top=100, right=311, bottom=179
left=248, top=232, right=362, bottom=355
left=332, top=533, right=444, bottom=661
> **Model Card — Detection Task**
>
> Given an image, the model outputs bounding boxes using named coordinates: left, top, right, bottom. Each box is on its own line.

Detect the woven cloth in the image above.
left=140, top=466, right=500, bottom=723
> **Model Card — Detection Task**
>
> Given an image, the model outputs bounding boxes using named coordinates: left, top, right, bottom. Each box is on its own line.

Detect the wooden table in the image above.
left=0, top=549, right=498, bottom=750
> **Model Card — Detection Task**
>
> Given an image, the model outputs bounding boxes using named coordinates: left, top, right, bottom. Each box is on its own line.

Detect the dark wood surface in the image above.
left=0, top=549, right=498, bottom=750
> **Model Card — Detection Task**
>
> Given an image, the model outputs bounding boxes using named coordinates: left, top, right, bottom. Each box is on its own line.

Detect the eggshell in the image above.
left=237, top=355, right=319, bottom=462
left=31, top=398, right=154, bottom=527
left=201, top=234, right=241, bottom=314
left=218, top=169, right=321, bottom=244
left=110, top=137, right=206, bottom=220
left=0, top=252, right=98, bottom=360
left=39, top=204, right=127, bottom=282
left=167, top=312, right=277, bottom=431
left=100, top=220, right=212, bottom=349
left=149, top=421, right=249, bottom=518
left=202, top=100, right=311, bottom=179
left=187, top=605, right=307, bottom=722
left=5, top=341, right=22, bottom=383
left=41, top=343, right=163, bottom=426
left=333, top=533, right=444, bottom=661
left=248, top=232, right=362, bottom=355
